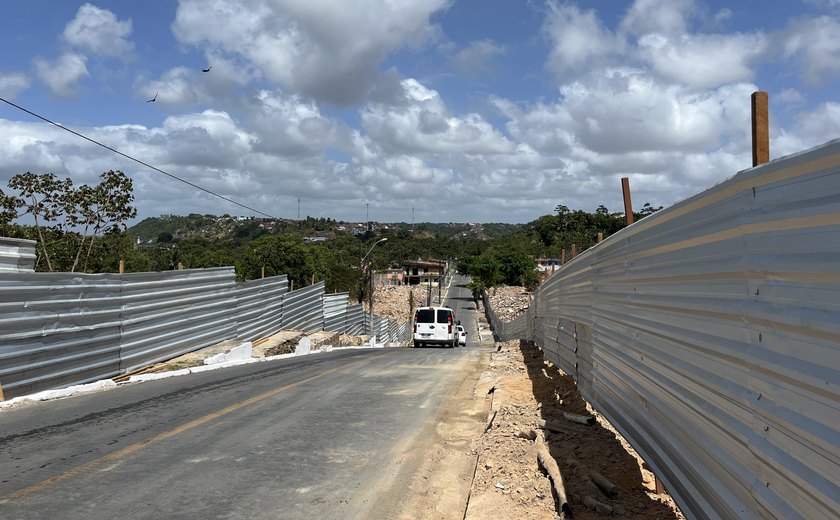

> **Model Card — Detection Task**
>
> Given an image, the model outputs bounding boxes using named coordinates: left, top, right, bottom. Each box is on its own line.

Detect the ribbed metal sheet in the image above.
left=282, top=281, right=324, bottom=332
left=0, top=272, right=122, bottom=398
left=345, top=304, right=365, bottom=335
left=373, top=316, right=387, bottom=342
left=0, top=237, right=36, bottom=272
left=323, top=292, right=349, bottom=333
left=488, top=140, right=840, bottom=520
left=119, top=268, right=238, bottom=373
left=234, top=275, right=288, bottom=341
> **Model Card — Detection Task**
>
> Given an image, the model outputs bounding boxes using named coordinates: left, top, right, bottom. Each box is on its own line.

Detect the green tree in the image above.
left=496, top=247, right=538, bottom=287
left=5, top=172, right=70, bottom=271
left=64, top=170, right=137, bottom=272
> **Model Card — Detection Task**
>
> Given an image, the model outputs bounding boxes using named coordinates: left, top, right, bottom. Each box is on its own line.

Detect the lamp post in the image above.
left=361, top=238, right=387, bottom=335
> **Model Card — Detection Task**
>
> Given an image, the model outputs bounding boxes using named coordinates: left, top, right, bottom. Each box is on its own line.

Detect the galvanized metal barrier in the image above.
left=0, top=272, right=122, bottom=397
left=281, top=281, right=325, bottom=332
left=0, top=264, right=404, bottom=398
left=0, top=237, right=36, bottom=272
left=119, top=268, right=238, bottom=373
left=345, top=304, right=366, bottom=335
left=233, top=275, right=288, bottom=341
left=486, top=140, right=840, bottom=520
left=323, top=292, right=349, bottom=333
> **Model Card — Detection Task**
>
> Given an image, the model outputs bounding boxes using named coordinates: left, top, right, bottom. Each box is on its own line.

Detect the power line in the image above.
left=0, top=96, right=279, bottom=220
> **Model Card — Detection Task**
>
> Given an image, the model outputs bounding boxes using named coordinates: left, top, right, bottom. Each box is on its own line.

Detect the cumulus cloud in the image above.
left=362, top=79, right=513, bottom=155
left=543, top=2, right=619, bottom=79
left=246, top=89, right=348, bottom=157
left=637, top=32, right=766, bottom=90
left=172, top=0, right=450, bottom=106
left=0, top=72, right=30, bottom=99
left=63, top=3, right=134, bottom=59
left=779, top=15, right=840, bottom=85
left=34, top=53, right=89, bottom=97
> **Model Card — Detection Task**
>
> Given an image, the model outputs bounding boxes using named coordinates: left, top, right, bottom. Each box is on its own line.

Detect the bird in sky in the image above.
left=146, top=92, right=157, bottom=103
left=202, top=65, right=212, bottom=72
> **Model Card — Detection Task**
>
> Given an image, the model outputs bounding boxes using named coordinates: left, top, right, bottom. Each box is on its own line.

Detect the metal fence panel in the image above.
left=323, top=292, right=349, bottom=333
left=0, top=237, right=36, bottom=272
left=345, top=304, right=365, bottom=335
left=119, top=268, right=238, bottom=373
left=233, top=275, right=288, bottom=341
left=0, top=272, right=122, bottom=398
left=282, top=281, right=325, bottom=332
left=486, top=140, right=840, bottom=520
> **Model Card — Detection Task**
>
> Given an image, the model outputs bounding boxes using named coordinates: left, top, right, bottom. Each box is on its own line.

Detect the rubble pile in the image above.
left=488, top=285, right=532, bottom=320
left=369, top=284, right=430, bottom=322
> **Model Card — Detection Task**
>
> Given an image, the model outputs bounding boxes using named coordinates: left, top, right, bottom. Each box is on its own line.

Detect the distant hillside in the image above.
left=129, top=214, right=522, bottom=244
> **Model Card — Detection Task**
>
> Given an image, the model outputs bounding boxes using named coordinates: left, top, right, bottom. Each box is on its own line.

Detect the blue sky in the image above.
left=1, top=0, right=839, bottom=224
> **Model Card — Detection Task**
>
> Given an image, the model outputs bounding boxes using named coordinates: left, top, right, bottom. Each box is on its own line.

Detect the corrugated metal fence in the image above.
left=1, top=269, right=402, bottom=399
left=323, top=292, right=349, bottom=333
left=485, top=140, right=840, bottom=520
left=0, top=237, right=36, bottom=272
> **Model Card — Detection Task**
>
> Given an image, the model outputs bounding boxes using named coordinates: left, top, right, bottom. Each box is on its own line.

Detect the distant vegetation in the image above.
left=1, top=171, right=662, bottom=298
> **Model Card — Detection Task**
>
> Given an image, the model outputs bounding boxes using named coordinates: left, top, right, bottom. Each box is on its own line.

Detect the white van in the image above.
left=413, top=306, right=458, bottom=348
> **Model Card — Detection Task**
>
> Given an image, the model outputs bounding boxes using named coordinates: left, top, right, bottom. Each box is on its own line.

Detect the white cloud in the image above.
left=619, top=0, right=696, bottom=38
left=638, top=32, right=765, bottom=90
left=452, top=40, right=505, bottom=78
left=362, top=79, right=513, bottom=155
left=779, top=15, right=840, bottom=85
left=247, top=89, right=348, bottom=157
left=172, top=0, right=451, bottom=106
left=34, top=53, right=89, bottom=97
left=543, top=2, right=619, bottom=79
left=0, top=72, right=30, bottom=99
left=63, top=3, right=134, bottom=59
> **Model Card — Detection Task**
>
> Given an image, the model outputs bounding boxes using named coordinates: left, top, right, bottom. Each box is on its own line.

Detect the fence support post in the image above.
left=622, top=177, right=634, bottom=225
left=752, top=91, right=769, bottom=167
left=0, top=380, right=4, bottom=401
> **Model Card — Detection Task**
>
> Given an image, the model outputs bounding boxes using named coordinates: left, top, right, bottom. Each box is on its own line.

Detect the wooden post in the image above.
left=561, top=249, right=566, bottom=266
left=311, top=274, right=315, bottom=285
left=290, top=279, right=294, bottom=291
left=752, top=91, right=769, bottom=167
left=0, top=380, right=4, bottom=402
left=622, top=177, right=634, bottom=225
left=571, top=244, right=577, bottom=258
left=177, top=262, right=183, bottom=270
left=597, top=232, right=603, bottom=243
left=119, top=260, right=124, bottom=274
left=261, top=265, right=265, bottom=279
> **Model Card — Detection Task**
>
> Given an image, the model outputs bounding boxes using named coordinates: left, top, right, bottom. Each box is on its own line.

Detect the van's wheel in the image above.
left=413, top=340, right=420, bottom=348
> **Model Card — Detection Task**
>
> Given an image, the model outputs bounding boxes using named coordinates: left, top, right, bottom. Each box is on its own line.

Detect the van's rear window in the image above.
left=416, top=309, right=435, bottom=323
left=437, top=309, right=452, bottom=322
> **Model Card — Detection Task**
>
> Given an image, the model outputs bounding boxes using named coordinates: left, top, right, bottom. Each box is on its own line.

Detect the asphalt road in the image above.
left=0, top=277, right=485, bottom=520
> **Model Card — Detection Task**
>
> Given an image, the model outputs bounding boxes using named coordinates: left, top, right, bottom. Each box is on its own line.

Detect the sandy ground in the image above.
left=462, top=339, right=686, bottom=519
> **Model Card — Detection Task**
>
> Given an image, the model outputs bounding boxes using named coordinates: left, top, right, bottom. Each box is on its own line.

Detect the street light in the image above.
left=361, top=238, right=387, bottom=336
